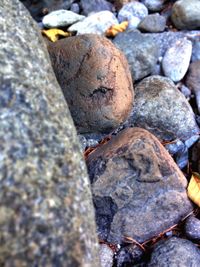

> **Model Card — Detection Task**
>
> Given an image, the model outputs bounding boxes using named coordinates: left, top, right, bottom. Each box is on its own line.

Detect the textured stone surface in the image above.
left=129, top=75, right=199, bottom=142
left=68, top=11, right=119, bottom=35
left=171, top=0, right=200, bottom=30
left=118, top=1, right=148, bottom=29
left=20, top=0, right=74, bottom=21
left=48, top=34, right=133, bottom=133
left=113, top=31, right=158, bottom=81
left=138, top=13, right=166, bottom=33
left=80, top=0, right=113, bottom=15
left=0, top=1, right=100, bottom=266
left=87, top=128, right=192, bottom=244
left=141, top=0, right=167, bottom=12
left=186, top=60, right=200, bottom=113
left=162, top=38, right=192, bottom=82
left=185, top=216, right=200, bottom=241
left=42, top=9, right=85, bottom=28
left=116, top=244, right=144, bottom=267
left=192, top=40, right=200, bottom=62
left=99, top=244, right=114, bottom=267
left=148, top=237, right=200, bottom=266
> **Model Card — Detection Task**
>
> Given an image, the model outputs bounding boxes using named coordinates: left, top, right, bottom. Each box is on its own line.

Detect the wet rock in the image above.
left=48, top=34, right=134, bottom=133
left=186, top=61, right=200, bottom=113
left=171, top=0, right=200, bottom=30
left=99, top=244, right=114, bottom=267
left=162, top=38, right=192, bottom=82
left=148, top=237, right=200, bottom=266
left=129, top=76, right=199, bottom=142
left=141, top=0, right=167, bottom=12
left=192, top=40, right=200, bottom=62
left=19, top=0, right=74, bottom=22
left=113, top=31, right=158, bottom=81
left=0, top=0, right=100, bottom=266
left=42, top=9, right=85, bottom=28
left=138, top=13, right=166, bottom=33
left=116, top=244, right=144, bottom=266
left=87, top=127, right=193, bottom=244
left=185, top=216, right=200, bottom=241
left=68, top=11, right=118, bottom=35
left=80, top=0, right=113, bottom=16
left=118, top=1, right=148, bottom=29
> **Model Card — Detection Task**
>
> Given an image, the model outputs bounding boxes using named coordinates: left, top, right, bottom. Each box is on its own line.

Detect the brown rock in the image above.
left=87, top=127, right=192, bottom=244
left=48, top=34, right=134, bottom=133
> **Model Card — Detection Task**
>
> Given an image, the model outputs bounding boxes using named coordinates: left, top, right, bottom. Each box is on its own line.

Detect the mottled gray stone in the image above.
left=116, top=244, right=144, bottom=266
left=185, top=216, right=200, bottom=241
left=87, top=128, right=193, bottom=244
left=171, top=0, right=200, bottom=30
left=42, top=9, right=85, bottom=28
left=162, top=38, right=192, bottom=82
left=138, top=13, right=166, bottom=33
left=113, top=31, right=158, bottom=81
left=80, top=0, right=113, bottom=16
left=0, top=0, right=100, bottom=266
left=148, top=237, right=200, bottom=266
left=68, top=11, right=119, bottom=35
left=118, top=1, right=148, bottom=29
left=192, top=40, right=200, bottom=62
left=129, top=75, right=199, bottom=142
left=99, top=244, right=114, bottom=267
left=141, top=0, right=167, bottom=12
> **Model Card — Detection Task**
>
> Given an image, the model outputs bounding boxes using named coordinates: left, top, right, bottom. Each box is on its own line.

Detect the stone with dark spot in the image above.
left=116, top=244, right=144, bottom=266
left=0, top=1, right=100, bottom=266
left=86, top=127, right=192, bottom=244
left=128, top=75, right=199, bottom=143
left=48, top=34, right=134, bottom=133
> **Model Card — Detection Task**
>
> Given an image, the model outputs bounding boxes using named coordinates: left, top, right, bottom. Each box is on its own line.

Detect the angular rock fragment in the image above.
left=48, top=34, right=134, bottom=133
left=87, top=128, right=193, bottom=244
left=0, top=1, right=100, bottom=266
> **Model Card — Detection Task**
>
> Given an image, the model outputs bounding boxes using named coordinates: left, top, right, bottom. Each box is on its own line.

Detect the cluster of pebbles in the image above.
left=19, top=0, right=200, bottom=266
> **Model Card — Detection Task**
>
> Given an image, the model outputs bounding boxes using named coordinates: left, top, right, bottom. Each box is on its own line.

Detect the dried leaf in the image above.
left=187, top=172, right=200, bottom=207
left=105, top=21, right=128, bottom=37
left=42, top=28, right=71, bottom=42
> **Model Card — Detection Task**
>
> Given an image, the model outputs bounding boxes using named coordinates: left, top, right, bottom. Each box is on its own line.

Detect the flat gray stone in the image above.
left=87, top=128, right=193, bottom=244
left=138, top=13, right=166, bottom=33
left=141, top=0, right=167, bottom=12
left=42, top=9, right=85, bottom=28
left=148, top=237, right=200, bottom=267
left=80, top=0, right=113, bottom=16
left=0, top=0, right=100, bottom=266
left=113, top=31, right=158, bottom=81
left=129, top=75, right=199, bottom=142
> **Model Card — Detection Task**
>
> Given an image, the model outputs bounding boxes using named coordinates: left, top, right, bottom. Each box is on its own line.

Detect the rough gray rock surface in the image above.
left=171, top=0, right=200, bottom=30
left=86, top=128, right=193, bottom=244
left=138, top=13, right=166, bottom=33
left=113, top=31, right=158, bottom=81
left=0, top=0, right=100, bottom=266
left=80, top=0, right=113, bottom=15
left=148, top=237, right=200, bottom=266
left=99, top=244, right=114, bottom=267
left=141, top=0, right=167, bottom=12
left=116, top=244, right=144, bottom=266
left=48, top=34, right=134, bottom=134
left=185, top=216, right=200, bottom=241
left=129, top=75, right=199, bottom=142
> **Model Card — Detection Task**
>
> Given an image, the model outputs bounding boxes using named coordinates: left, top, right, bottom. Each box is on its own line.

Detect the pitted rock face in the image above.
left=48, top=34, right=134, bottom=133
left=86, top=128, right=193, bottom=244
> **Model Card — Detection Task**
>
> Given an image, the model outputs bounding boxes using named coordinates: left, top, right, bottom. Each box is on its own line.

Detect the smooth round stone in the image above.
left=42, top=9, right=85, bottom=28
left=148, top=237, right=200, bottom=266
left=171, top=0, right=200, bottom=30
left=141, top=0, right=167, bottom=11
left=48, top=34, right=134, bottom=133
left=99, top=244, right=114, bottom=267
left=118, top=1, right=148, bottom=29
left=70, top=3, right=80, bottom=14
left=185, top=216, right=200, bottom=241
left=80, top=0, right=113, bottom=15
left=87, top=127, right=193, bottom=244
left=138, top=13, right=166, bottom=33
left=162, top=38, right=192, bottom=82
left=68, top=11, right=119, bottom=35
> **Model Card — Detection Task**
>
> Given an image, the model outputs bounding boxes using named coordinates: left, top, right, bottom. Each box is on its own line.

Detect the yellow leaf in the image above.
left=42, top=29, right=71, bottom=42
left=105, top=21, right=129, bottom=37
left=187, top=172, right=200, bottom=207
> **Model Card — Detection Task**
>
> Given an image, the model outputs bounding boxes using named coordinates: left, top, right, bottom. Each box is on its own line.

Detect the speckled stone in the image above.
left=148, top=237, right=200, bottom=266
left=99, top=244, right=114, bottom=267
left=0, top=1, right=100, bottom=266
left=87, top=128, right=193, bottom=244
left=185, top=216, right=200, bottom=241
left=138, top=13, right=166, bottom=33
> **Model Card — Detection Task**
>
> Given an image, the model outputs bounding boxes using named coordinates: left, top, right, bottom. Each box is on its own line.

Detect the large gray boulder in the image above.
left=0, top=0, right=100, bottom=266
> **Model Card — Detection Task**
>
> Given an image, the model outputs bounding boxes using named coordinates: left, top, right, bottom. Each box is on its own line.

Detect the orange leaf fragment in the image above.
left=105, top=21, right=129, bottom=37
left=187, top=172, right=200, bottom=207
left=42, top=28, right=71, bottom=42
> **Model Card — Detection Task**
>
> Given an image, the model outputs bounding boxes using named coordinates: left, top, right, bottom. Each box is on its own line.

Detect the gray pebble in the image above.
left=185, top=216, right=200, bottom=241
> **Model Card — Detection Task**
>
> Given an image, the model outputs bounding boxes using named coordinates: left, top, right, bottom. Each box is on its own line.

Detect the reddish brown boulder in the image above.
left=48, top=34, right=134, bottom=133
